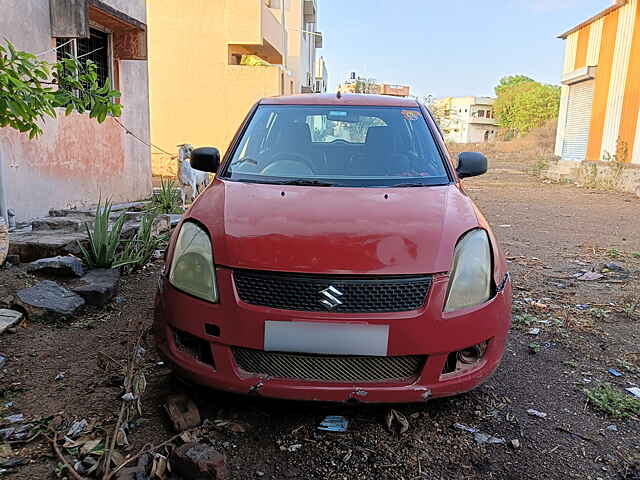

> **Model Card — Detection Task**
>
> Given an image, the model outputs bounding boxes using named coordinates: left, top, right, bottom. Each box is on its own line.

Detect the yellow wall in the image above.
left=558, top=0, right=640, bottom=164
left=147, top=0, right=284, bottom=176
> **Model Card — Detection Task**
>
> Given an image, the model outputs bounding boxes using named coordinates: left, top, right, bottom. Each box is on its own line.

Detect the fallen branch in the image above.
left=555, top=426, right=597, bottom=444
left=47, top=432, right=88, bottom=480
left=105, top=432, right=183, bottom=480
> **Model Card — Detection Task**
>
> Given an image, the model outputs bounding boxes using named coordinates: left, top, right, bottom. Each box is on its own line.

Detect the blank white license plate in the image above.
left=264, top=321, right=389, bottom=356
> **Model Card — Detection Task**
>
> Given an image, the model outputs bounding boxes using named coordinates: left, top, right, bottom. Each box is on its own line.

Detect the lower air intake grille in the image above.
left=233, top=270, right=432, bottom=313
left=232, top=347, right=426, bottom=383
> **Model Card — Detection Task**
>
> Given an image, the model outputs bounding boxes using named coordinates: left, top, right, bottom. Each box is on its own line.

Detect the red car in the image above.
left=154, top=94, right=512, bottom=403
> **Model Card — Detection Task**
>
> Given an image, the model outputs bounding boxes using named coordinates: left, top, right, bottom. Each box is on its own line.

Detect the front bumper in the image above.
left=153, top=268, right=512, bottom=403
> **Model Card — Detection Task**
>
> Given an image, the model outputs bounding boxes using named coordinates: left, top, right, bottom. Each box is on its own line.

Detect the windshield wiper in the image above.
left=231, top=157, right=259, bottom=167
left=272, top=179, right=335, bottom=186
left=389, top=183, right=430, bottom=187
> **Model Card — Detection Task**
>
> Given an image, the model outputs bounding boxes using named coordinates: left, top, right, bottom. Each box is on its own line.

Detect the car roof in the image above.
left=260, top=93, right=420, bottom=107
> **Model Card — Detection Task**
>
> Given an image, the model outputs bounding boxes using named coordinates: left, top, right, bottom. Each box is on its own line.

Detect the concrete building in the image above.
left=435, top=97, right=498, bottom=143
left=0, top=0, right=151, bottom=222
left=315, top=55, right=328, bottom=93
left=147, top=0, right=324, bottom=176
left=339, top=74, right=411, bottom=97
left=555, top=0, right=640, bottom=164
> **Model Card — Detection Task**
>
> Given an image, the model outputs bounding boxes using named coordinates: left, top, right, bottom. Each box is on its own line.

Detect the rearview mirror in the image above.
left=456, top=152, right=487, bottom=179
left=190, top=147, right=220, bottom=173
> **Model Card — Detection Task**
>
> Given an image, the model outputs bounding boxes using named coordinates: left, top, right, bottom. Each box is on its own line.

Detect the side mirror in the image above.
left=456, top=152, right=487, bottom=179
left=190, top=147, right=220, bottom=173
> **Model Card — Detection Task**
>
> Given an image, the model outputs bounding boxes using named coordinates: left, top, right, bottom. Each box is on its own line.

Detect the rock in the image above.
left=15, top=281, right=85, bottom=321
left=70, top=269, right=120, bottom=306
left=26, top=256, right=85, bottom=277
left=165, top=393, right=202, bottom=433
left=171, top=443, right=227, bottom=480
left=510, top=439, right=521, bottom=449
left=0, top=309, right=23, bottom=334
left=31, top=217, right=84, bottom=232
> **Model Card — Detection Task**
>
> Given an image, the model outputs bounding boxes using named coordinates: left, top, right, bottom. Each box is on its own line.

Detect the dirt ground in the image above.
left=1, top=151, right=639, bottom=480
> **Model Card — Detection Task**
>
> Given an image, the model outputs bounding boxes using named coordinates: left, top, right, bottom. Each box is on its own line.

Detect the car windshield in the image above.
left=220, top=105, right=450, bottom=187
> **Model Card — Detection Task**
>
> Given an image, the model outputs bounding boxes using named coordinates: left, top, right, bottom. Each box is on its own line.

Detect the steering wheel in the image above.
left=260, top=152, right=314, bottom=176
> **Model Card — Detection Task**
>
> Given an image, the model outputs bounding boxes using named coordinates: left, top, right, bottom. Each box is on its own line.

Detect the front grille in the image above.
left=233, top=270, right=431, bottom=313
left=233, top=347, right=426, bottom=383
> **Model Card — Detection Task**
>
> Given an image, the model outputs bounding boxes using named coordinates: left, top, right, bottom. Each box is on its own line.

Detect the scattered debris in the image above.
left=0, top=355, right=6, bottom=369
left=385, top=409, right=410, bottom=435
left=212, top=419, right=250, bottom=433
left=14, top=280, right=85, bottom=321
left=171, top=442, right=227, bottom=479
left=26, top=255, right=84, bottom=277
left=0, top=309, right=23, bottom=334
left=603, top=262, right=626, bottom=273
left=280, top=443, right=302, bottom=453
left=576, top=271, right=604, bottom=281
left=510, top=439, right=521, bottom=449
left=55, top=372, right=65, bottom=381
left=527, top=327, right=541, bottom=336
left=526, top=409, right=547, bottom=418
left=606, top=425, right=618, bottom=432
left=608, top=368, right=623, bottom=377
left=3, top=414, right=23, bottom=424
left=121, top=392, right=135, bottom=402
left=626, top=387, right=640, bottom=399
left=453, top=423, right=477, bottom=433
left=318, top=415, right=349, bottom=432
left=66, top=419, right=88, bottom=439
left=474, top=432, right=506, bottom=445
left=164, top=393, right=202, bottom=433
left=69, top=268, right=121, bottom=307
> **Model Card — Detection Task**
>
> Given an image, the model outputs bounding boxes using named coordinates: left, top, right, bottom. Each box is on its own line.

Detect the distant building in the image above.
left=434, top=97, right=498, bottom=143
left=147, top=0, right=324, bottom=176
left=555, top=0, right=640, bottom=164
left=315, top=56, right=328, bottom=93
left=338, top=73, right=410, bottom=97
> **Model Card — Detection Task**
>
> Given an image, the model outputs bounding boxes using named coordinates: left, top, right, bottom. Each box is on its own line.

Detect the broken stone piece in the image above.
left=15, top=281, right=85, bottom=321
left=26, top=255, right=84, bottom=277
left=70, top=269, right=120, bottom=306
left=0, top=309, right=23, bottom=334
left=171, top=443, right=227, bottom=480
left=164, top=393, right=202, bottom=433
left=526, top=409, right=548, bottom=418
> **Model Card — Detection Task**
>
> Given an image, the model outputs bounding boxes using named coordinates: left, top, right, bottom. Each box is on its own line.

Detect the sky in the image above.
left=319, top=0, right=610, bottom=99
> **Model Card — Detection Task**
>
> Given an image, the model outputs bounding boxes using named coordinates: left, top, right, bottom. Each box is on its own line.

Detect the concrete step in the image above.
left=49, top=201, right=151, bottom=219
left=9, top=230, right=88, bottom=263
left=31, top=217, right=85, bottom=233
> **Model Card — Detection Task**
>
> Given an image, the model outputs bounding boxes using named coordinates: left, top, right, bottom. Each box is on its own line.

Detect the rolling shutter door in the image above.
left=561, top=80, right=595, bottom=161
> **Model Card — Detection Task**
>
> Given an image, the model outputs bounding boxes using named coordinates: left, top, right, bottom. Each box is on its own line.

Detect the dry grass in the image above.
left=447, top=121, right=558, bottom=171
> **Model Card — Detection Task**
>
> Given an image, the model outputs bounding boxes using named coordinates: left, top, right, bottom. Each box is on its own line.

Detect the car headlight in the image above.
left=443, top=229, right=492, bottom=313
left=169, top=222, right=218, bottom=303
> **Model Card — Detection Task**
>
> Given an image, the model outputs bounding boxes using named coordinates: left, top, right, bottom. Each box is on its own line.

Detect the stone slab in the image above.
left=15, top=280, right=85, bottom=321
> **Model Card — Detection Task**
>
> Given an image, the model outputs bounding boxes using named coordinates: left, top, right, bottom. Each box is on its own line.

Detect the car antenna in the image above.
left=336, top=90, right=342, bottom=99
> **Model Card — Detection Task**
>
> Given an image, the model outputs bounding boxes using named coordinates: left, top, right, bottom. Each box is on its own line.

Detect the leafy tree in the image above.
left=494, top=75, right=560, bottom=135
left=354, top=77, right=378, bottom=94
left=0, top=41, right=121, bottom=139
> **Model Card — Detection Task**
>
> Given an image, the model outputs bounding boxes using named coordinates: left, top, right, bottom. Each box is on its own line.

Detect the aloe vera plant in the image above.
left=78, top=200, right=131, bottom=269
left=116, top=211, right=164, bottom=273
left=151, top=177, right=183, bottom=214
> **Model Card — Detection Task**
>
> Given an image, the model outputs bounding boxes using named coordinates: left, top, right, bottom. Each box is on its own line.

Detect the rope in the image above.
left=112, top=117, right=176, bottom=159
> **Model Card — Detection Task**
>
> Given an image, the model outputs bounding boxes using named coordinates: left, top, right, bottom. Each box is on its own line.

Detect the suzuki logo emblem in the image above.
left=319, top=286, right=344, bottom=310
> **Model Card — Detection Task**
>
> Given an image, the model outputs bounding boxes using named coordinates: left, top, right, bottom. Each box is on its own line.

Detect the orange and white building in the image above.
left=555, top=0, right=640, bottom=164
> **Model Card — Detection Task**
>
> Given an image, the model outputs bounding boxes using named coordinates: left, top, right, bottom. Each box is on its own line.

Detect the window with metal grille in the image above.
left=56, top=28, right=111, bottom=87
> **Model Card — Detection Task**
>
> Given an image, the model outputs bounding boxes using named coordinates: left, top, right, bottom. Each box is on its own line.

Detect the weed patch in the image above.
left=585, top=384, right=640, bottom=418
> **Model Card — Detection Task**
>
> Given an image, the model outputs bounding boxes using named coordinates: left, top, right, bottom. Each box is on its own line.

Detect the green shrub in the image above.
left=585, top=384, right=640, bottom=418
left=78, top=200, right=129, bottom=269
left=116, top=212, right=165, bottom=274
left=151, top=177, right=183, bottom=214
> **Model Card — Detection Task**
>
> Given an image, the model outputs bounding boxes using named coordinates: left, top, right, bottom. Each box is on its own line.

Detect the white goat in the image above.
left=177, top=144, right=209, bottom=206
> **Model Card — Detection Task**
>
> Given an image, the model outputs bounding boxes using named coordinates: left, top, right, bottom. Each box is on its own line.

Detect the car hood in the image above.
left=187, top=179, right=482, bottom=275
